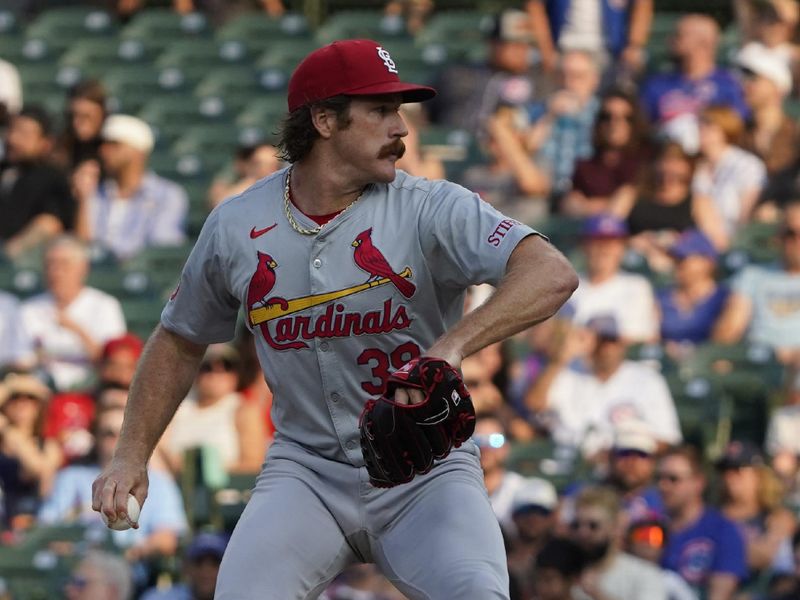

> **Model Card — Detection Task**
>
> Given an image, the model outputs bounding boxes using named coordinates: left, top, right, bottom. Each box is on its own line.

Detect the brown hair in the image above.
left=638, top=141, right=696, bottom=199
left=701, top=105, right=745, bottom=146
left=276, top=95, right=352, bottom=164
left=661, top=445, right=705, bottom=476
left=575, top=486, right=622, bottom=520
left=593, top=88, right=649, bottom=154
left=720, top=464, right=786, bottom=512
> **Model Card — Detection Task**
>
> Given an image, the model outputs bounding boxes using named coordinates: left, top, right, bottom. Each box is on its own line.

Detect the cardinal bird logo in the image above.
left=351, top=228, right=416, bottom=298
left=247, top=252, right=304, bottom=350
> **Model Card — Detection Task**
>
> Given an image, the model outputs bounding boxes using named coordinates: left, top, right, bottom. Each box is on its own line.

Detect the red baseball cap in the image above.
left=287, top=39, right=436, bottom=112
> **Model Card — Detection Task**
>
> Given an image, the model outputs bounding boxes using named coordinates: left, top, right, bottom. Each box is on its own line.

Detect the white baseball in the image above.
left=100, top=494, right=140, bottom=531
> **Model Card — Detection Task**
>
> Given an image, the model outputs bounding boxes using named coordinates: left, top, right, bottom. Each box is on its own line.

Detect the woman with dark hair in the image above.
left=54, top=79, right=108, bottom=171
left=561, top=89, right=649, bottom=217
left=614, top=142, right=727, bottom=271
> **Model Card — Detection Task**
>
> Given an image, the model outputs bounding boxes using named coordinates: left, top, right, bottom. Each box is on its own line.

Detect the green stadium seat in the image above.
left=416, top=11, right=493, bottom=47
left=26, top=7, right=117, bottom=52
left=216, top=12, right=310, bottom=45
left=254, top=39, right=320, bottom=69
left=235, top=96, right=287, bottom=132
left=156, top=38, right=253, bottom=84
left=104, top=66, right=192, bottom=115
left=0, top=8, right=20, bottom=35
left=139, top=95, right=234, bottom=140
left=121, top=297, right=166, bottom=340
left=121, top=9, right=209, bottom=41
left=0, top=35, right=64, bottom=66
left=87, top=266, right=154, bottom=299
left=59, top=38, right=161, bottom=74
left=316, top=11, right=409, bottom=44
left=506, top=439, right=584, bottom=491
left=194, top=66, right=288, bottom=111
left=171, top=124, right=269, bottom=162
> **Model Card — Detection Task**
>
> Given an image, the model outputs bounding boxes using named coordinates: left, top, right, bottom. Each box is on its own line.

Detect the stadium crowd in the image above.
left=2, top=0, right=800, bottom=599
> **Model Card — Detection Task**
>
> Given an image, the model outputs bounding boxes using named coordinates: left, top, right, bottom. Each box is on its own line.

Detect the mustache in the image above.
left=378, top=140, right=406, bottom=159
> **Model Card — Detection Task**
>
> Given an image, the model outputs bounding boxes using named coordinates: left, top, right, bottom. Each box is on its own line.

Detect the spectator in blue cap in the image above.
left=658, top=229, right=730, bottom=348
left=141, top=532, right=228, bottom=600
left=569, top=214, right=659, bottom=343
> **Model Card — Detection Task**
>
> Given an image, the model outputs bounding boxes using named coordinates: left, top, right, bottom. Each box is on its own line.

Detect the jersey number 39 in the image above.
left=357, top=342, right=421, bottom=395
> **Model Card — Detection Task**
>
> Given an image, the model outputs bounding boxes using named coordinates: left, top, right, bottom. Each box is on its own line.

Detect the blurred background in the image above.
left=2, top=0, right=800, bottom=599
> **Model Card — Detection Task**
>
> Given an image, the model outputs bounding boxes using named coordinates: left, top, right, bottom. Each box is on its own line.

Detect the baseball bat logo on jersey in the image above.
left=246, top=230, right=416, bottom=351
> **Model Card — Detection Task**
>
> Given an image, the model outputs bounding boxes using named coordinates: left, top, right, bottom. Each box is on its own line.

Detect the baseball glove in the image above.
left=359, top=357, right=476, bottom=488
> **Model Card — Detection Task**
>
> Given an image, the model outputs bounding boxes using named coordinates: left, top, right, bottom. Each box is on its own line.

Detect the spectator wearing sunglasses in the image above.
left=65, top=550, right=132, bottom=600
left=713, top=201, right=800, bottom=366
left=163, top=344, right=266, bottom=476
left=561, top=90, right=648, bottom=218
left=569, top=486, right=667, bottom=600
left=625, top=519, right=697, bottom=600
left=658, top=445, right=747, bottom=600
left=507, top=477, right=559, bottom=596
left=716, top=441, right=796, bottom=577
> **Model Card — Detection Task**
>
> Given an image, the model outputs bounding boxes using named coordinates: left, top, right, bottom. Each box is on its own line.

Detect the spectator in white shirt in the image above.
left=73, top=115, right=188, bottom=260
left=20, top=235, right=126, bottom=390
left=526, top=315, right=681, bottom=457
left=569, top=214, right=660, bottom=343
left=693, top=105, right=767, bottom=243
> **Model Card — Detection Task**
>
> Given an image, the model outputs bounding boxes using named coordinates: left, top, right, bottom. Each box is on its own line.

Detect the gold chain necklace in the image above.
left=283, top=167, right=364, bottom=236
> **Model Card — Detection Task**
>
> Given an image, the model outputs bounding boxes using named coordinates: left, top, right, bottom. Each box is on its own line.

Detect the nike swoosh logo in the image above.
left=250, top=223, right=277, bottom=239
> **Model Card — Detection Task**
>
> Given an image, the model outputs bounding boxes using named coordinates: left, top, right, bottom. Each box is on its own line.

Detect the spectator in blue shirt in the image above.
left=39, top=404, right=187, bottom=560
left=640, top=15, right=747, bottom=130
left=73, top=115, right=188, bottom=261
left=658, top=445, right=747, bottom=600
left=658, top=229, right=729, bottom=346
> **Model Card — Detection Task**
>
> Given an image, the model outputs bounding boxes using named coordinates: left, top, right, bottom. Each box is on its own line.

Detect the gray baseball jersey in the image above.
left=162, top=167, right=536, bottom=464
left=162, top=167, right=538, bottom=599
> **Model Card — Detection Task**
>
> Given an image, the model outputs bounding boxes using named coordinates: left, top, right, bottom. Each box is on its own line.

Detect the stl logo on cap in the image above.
left=377, top=46, right=398, bottom=74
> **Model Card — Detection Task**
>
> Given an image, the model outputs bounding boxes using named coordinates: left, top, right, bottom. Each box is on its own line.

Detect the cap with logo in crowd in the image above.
left=186, top=532, right=229, bottom=562
left=714, top=440, right=765, bottom=470
left=736, top=42, right=793, bottom=95
left=488, top=9, right=535, bottom=44
left=613, top=420, right=657, bottom=455
left=669, top=229, right=718, bottom=262
left=511, top=477, right=558, bottom=515
left=101, top=114, right=154, bottom=154
left=287, top=39, right=436, bottom=112
left=580, top=214, right=629, bottom=239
